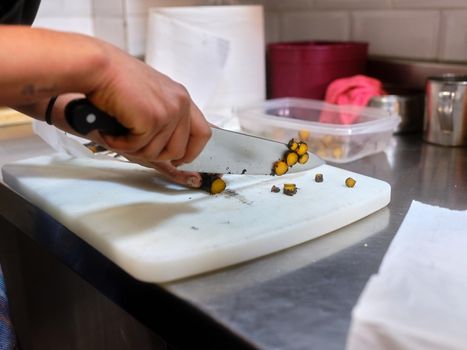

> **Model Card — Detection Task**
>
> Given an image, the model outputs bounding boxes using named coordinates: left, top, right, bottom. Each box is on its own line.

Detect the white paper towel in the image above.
left=347, top=201, right=467, bottom=350
left=32, top=120, right=93, bottom=158
left=145, top=5, right=265, bottom=127
left=32, top=121, right=126, bottom=162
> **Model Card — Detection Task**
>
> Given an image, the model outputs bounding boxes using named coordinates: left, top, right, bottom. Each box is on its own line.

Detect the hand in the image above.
left=86, top=43, right=211, bottom=166
left=16, top=92, right=207, bottom=189
left=3, top=27, right=211, bottom=188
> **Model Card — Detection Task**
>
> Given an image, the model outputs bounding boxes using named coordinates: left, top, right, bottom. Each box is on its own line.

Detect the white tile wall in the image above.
left=126, top=15, right=147, bottom=56
left=126, top=0, right=150, bottom=15
left=92, top=0, right=210, bottom=56
left=93, top=0, right=130, bottom=54
left=93, top=17, right=126, bottom=48
left=281, top=11, right=350, bottom=41
left=93, top=0, right=125, bottom=17
left=314, top=0, right=390, bottom=9
left=250, top=0, right=467, bottom=62
left=236, top=0, right=314, bottom=10
left=392, top=0, right=467, bottom=8
left=36, top=0, right=93, bottom=17
left=147, top=0, right=207, bottom=7
left=352, top=11, right=440, bottom=59
left=33, top=17, right=94, bottom=35
left=265, top=11, right=280, bottom=43
left=31, top=0, right=467, bottom=62
left=34, top=0, right=94, bottom=34
left=92, top=0, right=172, bottom=17
left=439, top=10, right=467, bottom=61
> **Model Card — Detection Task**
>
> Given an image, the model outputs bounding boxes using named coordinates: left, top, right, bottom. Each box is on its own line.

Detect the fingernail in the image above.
left=187, top=176, right=201, bottom=188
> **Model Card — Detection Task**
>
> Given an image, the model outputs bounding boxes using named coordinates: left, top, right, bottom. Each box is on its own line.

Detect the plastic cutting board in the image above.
left=2, top=154, right=391, bottom=282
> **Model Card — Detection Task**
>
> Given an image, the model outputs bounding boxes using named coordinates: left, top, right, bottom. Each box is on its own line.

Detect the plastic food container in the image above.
left=237, top=98, right=401, bottom=163
left=267, top=41, right=368, bottom=100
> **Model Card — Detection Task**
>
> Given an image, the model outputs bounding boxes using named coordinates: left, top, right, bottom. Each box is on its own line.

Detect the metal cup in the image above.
left=424, top=74, right=467, bottom=146
left=369, top=93, right=424, bottom=134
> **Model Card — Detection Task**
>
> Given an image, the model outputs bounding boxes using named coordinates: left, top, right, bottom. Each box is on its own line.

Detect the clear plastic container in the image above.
left=237, top=98, right=401, bottom=163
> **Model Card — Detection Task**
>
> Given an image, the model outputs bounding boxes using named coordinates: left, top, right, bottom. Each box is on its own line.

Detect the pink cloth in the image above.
left=325, top=75, right=386, bottom=106
left=321, top=75, right=386, bottom=124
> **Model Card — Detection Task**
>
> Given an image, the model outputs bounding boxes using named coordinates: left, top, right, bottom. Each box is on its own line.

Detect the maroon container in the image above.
left=267, top=41, right=368, bottom=100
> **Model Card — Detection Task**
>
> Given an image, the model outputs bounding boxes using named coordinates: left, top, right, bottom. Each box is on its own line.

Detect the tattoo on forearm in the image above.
left=21, top=84, right=58, bottom=96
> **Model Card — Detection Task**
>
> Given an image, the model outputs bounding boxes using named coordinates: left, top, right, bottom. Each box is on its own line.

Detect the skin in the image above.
left=0, top=25, right=212, bottom=188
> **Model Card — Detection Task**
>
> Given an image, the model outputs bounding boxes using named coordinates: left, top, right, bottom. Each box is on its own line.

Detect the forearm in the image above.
left=0, top=26, right=109, bottom=106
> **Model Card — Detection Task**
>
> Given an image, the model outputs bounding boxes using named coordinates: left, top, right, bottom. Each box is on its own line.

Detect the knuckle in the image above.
left=202, top=125, right=212, bottom=139
left=193, top=125, right=212, bottom=144
left=173, top=84, right=191, bottom=109
left=159, top=83, right=192, bottom=120
left=174, top=82, right=189, bottom=98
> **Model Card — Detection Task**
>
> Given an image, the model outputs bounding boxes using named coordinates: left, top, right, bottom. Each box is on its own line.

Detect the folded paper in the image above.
left=347, top=201, right=467, bottom=350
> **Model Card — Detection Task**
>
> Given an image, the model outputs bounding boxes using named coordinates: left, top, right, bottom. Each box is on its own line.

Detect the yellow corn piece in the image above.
left=345, top=177, right=356, bottom=188
left=298, top=153, right=309, bottom=164
left=201, top=173, right=227, bottom=194
left=283, top=183, right=297, bottom=196
left=296, top=142, right=308, bottom=156
left=273, top=160, right=289, bottom=176
left=332, top=146, right=344, bottom=160
left=298, top=129, right=310, bottom=141
left=287, top=139, right=299, bottom=151
left=285, top=151, right=299, bottom=167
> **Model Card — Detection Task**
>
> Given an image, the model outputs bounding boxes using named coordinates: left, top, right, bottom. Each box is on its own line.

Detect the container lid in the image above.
left=237, top=98, right=401, bottom=136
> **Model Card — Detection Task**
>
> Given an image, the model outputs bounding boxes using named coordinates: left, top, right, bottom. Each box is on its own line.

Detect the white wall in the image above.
left=32, top=0, right=230, bottom=56
left=248, top=0, right=467, bottom=63
left=32, top=0, right=467, bottom=63
left=92, top=0, right=211, bottom=56
left=33, top=0, right=94, bottom=35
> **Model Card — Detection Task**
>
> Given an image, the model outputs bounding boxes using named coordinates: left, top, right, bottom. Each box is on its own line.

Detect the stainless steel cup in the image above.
left=424, top=74, right=467, bottom=146
left=369, top=93, right=424, bottom=133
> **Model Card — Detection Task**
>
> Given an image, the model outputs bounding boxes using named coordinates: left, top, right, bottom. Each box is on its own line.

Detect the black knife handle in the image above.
left=65, top=98, right=129, bottom=136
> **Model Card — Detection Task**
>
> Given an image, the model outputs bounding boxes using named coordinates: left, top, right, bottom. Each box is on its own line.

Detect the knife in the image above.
left=65, top=98, right=324, bottom=175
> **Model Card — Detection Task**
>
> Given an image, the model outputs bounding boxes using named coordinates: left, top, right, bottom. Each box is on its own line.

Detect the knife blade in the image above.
left=177, top=128, right=324, bottom=175
left=65, top=98, right=324, bottom=175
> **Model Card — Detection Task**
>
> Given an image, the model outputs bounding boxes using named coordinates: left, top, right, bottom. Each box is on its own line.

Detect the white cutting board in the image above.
left=2, top=154, right=390, bottom=282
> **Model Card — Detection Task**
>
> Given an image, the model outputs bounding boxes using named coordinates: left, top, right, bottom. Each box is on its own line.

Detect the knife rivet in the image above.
left=86, top=113, right=97, bottom=124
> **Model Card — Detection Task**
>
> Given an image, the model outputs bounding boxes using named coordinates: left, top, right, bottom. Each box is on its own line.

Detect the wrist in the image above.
left=85, top=40, right=126, bottom=97
left=48, top=93, right=85, bottom=131
left=45, top=96, right=58, bottom=125
left=67, top=34, right=112, bottom=95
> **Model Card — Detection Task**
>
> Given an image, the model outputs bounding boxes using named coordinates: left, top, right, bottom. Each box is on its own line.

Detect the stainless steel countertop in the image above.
left=1, top=125, right=466, bottom=349
left=165, top=135, right=467, bottom=350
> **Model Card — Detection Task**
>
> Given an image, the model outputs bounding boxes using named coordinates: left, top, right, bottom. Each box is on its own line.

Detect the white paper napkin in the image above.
left=347, top=201, right=467, bottom=350
left=32, top=120, right=93, bottom=158
left=32, top=121, right=123, bottom=162
left=145, top=12, right=230, bottom=111
left=145, top=5, right=265, bottom=127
